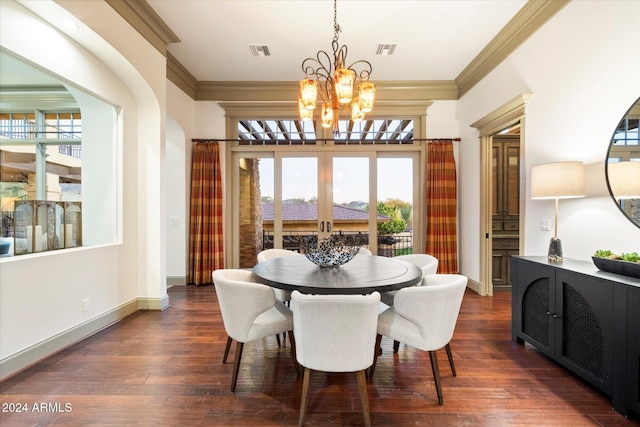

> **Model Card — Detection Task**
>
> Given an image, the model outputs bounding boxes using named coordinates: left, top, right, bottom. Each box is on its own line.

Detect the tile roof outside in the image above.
left=261, top=203, right=390, bottom=221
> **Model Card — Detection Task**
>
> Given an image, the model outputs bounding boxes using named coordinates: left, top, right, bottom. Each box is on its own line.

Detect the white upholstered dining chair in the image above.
left=380, top=253, right=438, bottom=306
left=291, top=290, right=380, bottom=427
left=357, top=247, right=373, bottom=256
left=212, top=268, right=297, bottom=391
left=370, top=274, right=467, bottom=405
left=257, top=248, right=302, bottom=304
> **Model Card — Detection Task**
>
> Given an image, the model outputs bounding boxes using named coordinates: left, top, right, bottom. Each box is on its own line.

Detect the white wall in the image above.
left=426, top=100, right=459, bottom=138
left=165, top=81, right=195, bottom=282
left=0, top=0, right=168, bottom=377
left=457, top=0, right=640, bottom=283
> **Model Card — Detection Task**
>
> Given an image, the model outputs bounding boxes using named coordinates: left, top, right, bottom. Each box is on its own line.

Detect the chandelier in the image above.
left=298, top=0, right=375, bottom=134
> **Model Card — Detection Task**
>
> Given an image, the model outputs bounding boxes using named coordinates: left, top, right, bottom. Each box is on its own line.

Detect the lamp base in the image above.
left=548, top=237, right=563, bottom=262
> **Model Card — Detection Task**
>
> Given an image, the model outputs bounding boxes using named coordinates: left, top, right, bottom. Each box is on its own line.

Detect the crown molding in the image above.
left=105, top=0, right=180, bottom=56
left=456, top=0, right=570, bottom=98
left=375, top=81, right=457, bottom=101
left=219, top=100, right=434, bottom=119
left=166, top=53, right=197, bottom=99
left=196, top=80, right=457, bottom=102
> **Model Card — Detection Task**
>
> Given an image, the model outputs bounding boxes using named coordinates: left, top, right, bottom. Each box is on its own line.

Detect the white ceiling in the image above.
left=0, top=1, right=528, bottom=87
left=146, top=0, right=527, bottom=82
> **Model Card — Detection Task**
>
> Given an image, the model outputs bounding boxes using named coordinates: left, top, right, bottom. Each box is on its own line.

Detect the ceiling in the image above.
left=0, top=1, right=534, bottom=89
left=146, top=0, right=527, bottom=83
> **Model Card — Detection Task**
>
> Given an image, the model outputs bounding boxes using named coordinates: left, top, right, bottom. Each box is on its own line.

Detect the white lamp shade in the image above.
left=531, top=161, right=585, bottom=199
left=608, top=161, right=640, bottom=199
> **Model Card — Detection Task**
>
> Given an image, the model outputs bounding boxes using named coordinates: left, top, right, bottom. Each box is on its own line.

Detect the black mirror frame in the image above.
left=605, top=96, right=640, bottom=230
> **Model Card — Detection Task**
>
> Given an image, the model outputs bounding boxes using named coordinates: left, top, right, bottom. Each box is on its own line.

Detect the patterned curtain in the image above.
left=425, top=141, right=458, bottom=273
left=188, top=141, right=224, bottom=285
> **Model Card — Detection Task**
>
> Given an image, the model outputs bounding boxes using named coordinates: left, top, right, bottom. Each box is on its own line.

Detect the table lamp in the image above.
left=531, top=161, right=585, bottom=262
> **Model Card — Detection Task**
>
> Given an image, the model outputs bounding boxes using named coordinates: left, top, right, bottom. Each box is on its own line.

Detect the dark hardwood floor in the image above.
left=1, top=286, right=638, bottom=426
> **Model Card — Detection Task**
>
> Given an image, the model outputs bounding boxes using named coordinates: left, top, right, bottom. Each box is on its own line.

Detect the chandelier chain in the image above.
left=332, top=0, right=341, bottom=59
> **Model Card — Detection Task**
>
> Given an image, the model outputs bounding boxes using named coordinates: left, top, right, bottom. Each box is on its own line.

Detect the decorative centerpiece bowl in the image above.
left=300, top=234, right=364, bottom=268
left=592, top=257, right=640, bottom=279
left=592, top=250, right=640, bottom=279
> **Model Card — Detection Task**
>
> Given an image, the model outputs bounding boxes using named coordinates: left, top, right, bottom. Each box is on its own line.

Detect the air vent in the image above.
left=376, top=43, right=397, bottom=56
left=248, top=45, right=271, bottom=57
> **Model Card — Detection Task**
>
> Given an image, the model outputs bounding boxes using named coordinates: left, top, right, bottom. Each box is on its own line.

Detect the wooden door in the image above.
left=492, top=135, right=520, bottom=287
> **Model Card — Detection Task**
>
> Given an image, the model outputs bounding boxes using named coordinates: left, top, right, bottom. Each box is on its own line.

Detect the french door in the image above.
left=231, top=146, right=421, bottom=268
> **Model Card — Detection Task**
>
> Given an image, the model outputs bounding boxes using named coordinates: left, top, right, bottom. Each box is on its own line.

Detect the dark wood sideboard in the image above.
left=511, top=256, right=640, bottom=417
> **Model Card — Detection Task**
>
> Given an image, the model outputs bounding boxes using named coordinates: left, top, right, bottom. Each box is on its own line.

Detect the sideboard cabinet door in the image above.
left=511, top=258, right=554, bottom=358
left=554, top=270, right=613, bottom=394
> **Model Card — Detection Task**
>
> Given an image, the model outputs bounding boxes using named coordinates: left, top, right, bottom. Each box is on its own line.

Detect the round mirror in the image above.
left=606, top=97, right=640, bottom=229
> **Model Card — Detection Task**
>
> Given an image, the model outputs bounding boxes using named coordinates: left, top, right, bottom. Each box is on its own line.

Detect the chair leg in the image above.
left=276, top=333, right=281, bottom=347
left=356, top=369, right=372, bottom=427
left=393, top=340, right=400, bottom=353
left=298, top=367, right=311, bottom=427
left=368, top=334, right=383, bottom=379
left=231, top=341, right=244, bottom=392
left=288, top=330, right=300, bottom=376
left=445, top=343, right=457, bottom=376
left=429, top=350, right=444, bottom=405
left=223, top=336, right=232, bottom=364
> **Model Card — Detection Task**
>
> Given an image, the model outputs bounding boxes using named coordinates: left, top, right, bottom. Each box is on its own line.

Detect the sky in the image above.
left=258, top=157, right=414, bottom=205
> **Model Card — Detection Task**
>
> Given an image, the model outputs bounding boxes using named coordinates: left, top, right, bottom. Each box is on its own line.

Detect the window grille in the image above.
left=44, top=112, right=82, bottom=140
left=0, top=112, right=36, bottom=139
left=0, top=111, right=81, bottom=141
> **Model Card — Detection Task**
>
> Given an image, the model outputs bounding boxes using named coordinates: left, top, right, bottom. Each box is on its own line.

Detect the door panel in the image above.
left=331, top=156, right=371, bottom=247
left=377, top=157, right=414, bottom=256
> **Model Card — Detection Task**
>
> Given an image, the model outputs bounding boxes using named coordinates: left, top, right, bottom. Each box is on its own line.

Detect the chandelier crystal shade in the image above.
left=299, top=0, right=375, bottom=134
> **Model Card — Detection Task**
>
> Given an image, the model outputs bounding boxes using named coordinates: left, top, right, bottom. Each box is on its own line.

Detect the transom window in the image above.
left=237, top=119, right=415, bottom=145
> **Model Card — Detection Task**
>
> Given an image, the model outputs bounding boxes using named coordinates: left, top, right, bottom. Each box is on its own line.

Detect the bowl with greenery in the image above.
left=592, top=250, right=640, bottom=279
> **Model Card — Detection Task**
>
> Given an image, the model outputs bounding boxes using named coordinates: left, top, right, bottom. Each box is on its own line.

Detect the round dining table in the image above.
left=252, top=253, right=422, bottom=295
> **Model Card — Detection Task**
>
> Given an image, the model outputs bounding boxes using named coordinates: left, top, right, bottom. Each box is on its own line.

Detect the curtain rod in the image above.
left=192, top=138, right=460, bottom=143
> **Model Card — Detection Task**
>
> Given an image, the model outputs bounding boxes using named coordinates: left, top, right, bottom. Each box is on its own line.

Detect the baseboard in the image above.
left=0, top=294, right=170, bottom=381
left=137, top=294, right=171, bottom=310
left=167, top=276, right=186, bottom=287
left=467, top=277, right=483, bottom=295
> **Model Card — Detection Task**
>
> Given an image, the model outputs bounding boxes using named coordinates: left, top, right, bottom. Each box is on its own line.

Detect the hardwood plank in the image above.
left=0, top=287, right=637, bottom=426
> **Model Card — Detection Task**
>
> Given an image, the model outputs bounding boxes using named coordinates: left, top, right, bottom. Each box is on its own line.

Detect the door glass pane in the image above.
left=377, top=158, right=413, bottom=256
left=332, top=157, right=370, bottom=248
left=282, top=157, right=318, bottom=248
left=237, top=157, right=268, bottom=267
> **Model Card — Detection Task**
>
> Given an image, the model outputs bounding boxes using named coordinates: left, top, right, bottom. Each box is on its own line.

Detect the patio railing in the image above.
left=262, top=230, right=414, bottom=257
